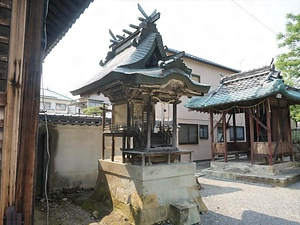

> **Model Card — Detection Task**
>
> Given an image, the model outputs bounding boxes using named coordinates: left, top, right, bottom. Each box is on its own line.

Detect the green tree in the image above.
left=83, top=106, right=102, bottom=116
left=276, top=13, right=300, bottom=81
left=276, top=13, right=300, bottom=122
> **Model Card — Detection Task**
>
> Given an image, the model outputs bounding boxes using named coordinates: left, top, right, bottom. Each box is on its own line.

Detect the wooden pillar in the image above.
left=244, top=111, right=251, bottom=159
left=102, top=105, right=106, bottom=159
left=126, top=100, right=132, bottom=150
left=232, top=110, right=237, bottom=152
left=111, top=134, right=115, bottom=161
left=277, top=101, right=283, bottom=162
left=222, top=111, right=228, bottom=162
left=146, top=96, right=151, bottom=150
left=287, top=104, right=293, bottom=161
left=172, top=102, right=177, bottom=148
left=266, top=99, right=273, bottom=165
left=102, top=134, right=105, bottom=160
left=1, top=1, right=45, bottom=225
left=209, top=108, right=214, bottom=160
left=248, top=110, right=255, bottom=164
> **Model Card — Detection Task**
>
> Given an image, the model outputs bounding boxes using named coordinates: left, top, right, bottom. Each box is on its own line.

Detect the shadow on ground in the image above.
left=200, top=183, right=242, bottom=197
left=202, top=210, right=299, bottom=225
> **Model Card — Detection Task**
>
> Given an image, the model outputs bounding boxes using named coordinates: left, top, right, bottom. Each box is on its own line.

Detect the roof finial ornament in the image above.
left=109, top=29, right=117, bottom=40
left=270, top=58, right=275, bottom=70
left=137, top=4, right=159, bottom=28
left=138, top=3, right=149, bottom=19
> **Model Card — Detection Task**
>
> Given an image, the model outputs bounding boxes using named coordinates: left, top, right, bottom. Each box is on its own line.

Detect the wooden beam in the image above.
left=146, top=96, right=151, bottom=150
left=248, top=110, right=255, bottom=164
left=287, top=104, right=293, bottom=161
left=0, top=0, right=27, bottom=224
left=212, top=115, right=223, bottom=132
left=0, top=91, right=6, bottom=106
left=209, top=108, right=214, bottom=160
left=172, top=102, right=177, bottom=148
left=247, top=109, right=269, bottom=132
left=266, top=99, right=273, bottom=165
left=15, top=0, right=44, bottom=223
left=222, top=111, right=228, bottom=162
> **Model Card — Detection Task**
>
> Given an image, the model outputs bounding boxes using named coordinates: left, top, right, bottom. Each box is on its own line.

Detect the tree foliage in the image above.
left=83, top=106, right=102, bottom=116
left=276, top=13, right=300, bottom=123
left=276, top=13, right=300, bottom=82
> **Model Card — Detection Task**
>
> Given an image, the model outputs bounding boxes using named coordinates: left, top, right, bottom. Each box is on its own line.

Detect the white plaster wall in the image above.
left=48, top=124, right=102, bottom=189
left=156, top=58, right=237, bottom=161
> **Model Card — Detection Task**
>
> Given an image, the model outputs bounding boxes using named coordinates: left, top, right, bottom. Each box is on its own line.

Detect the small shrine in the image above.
left=186, top=63, right=300, bottom=166
left=71, top=5, right=209, bottom=225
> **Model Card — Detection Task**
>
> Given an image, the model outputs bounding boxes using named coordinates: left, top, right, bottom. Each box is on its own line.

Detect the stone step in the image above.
left=169, top=200, right=200, bottom=225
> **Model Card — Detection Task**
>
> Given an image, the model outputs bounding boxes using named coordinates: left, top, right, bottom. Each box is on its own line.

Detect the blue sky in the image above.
left=42, top=0, right=300, bottom=98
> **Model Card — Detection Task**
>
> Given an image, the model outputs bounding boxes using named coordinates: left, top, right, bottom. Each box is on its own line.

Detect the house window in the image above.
left=179, top=123, right=198, bottom=144
left=40, top=102, right=51, bottom=110
left=88, top=101, right=102, bottom=107
left=191, top=74, right=201, bottom=83
left=230, top=126, right=245, bottom=141
left=56, top=103, right=66, bottom=111
left=217, top=127, right=224, bottom=142
left=199, top=125, right=208, bottom=139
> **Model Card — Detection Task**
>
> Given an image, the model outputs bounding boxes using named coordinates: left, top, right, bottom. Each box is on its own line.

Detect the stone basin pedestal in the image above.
left=93, top=159, right=207, bottom=225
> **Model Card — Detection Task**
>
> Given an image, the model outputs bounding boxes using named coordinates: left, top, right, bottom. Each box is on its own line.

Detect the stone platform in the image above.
left=201, top=159, right=300, bottom=187
left=93, top=160, right=207, bottom=225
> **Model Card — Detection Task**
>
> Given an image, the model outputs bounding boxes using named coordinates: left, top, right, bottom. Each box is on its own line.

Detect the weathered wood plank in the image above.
left=0, top=36, right=8, bottom=44
left=0, top=0, right=12, bottom=9
left=0, top=24, right=10, bottom=37
left=14, top=1, right=45, bottom=224
left=0, top=18, right=10, bottom=26
left=0, top=61, right=7, bottom=79
left=0, top=0, right=27, bottom=224
left=0, top=42, right=8, bottom=53
left=0, top=54, right=7, bottom=62
left=0, top=80, right=6, bottom=91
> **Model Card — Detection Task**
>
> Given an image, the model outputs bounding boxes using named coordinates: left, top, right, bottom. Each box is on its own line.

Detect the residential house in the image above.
left=157, top=48, right=239, bottom=161
left=40, top=88, right=74, bottom=114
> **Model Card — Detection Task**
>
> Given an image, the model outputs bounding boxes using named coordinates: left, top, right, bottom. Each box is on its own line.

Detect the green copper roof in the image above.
left=71, top=7, right=210, bottom=99
left=185, top=65, right=300, bottom=112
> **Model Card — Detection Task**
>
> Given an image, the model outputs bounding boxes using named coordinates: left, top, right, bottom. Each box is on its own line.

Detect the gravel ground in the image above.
left=199, top=176, right=300, bottom=225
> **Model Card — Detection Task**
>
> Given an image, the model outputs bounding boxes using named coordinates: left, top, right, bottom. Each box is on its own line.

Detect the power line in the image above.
left=231, top=0, right=277, bottom=35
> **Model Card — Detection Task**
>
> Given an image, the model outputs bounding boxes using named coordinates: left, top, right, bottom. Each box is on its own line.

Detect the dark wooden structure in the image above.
left=186, top=64, right=300, bottom=165
left=72, top=5, right=210, bottom=165
left=0, top=1, right=93, bottom=224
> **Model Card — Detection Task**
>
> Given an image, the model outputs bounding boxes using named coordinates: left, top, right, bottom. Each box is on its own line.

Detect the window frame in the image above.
left=199, top=124, right=209, bottom=139
left=40, top=102, right=51, bottom=110
left=55, top=103, right=67, bottom=111
left=178, top=123, right=199, bottom=145
left=230, top=126, right=245, bottom=141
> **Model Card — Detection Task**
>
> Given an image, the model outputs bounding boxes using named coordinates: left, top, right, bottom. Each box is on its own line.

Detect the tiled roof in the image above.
left=41, top=88, right=73, bottom=101
left=39, top=113, right=102, bottom=126
left=185, top=65, right=300, bottom=111
left=167, top=48, right=239, bottom=73
left=71, top=6, right=210, bottom=97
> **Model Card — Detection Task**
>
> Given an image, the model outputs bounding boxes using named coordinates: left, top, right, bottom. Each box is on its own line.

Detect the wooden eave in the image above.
left=45, top=0, right=94, bottom=56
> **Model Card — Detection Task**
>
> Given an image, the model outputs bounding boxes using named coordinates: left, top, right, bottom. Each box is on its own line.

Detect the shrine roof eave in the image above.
left=185, top=79, right=300, bottom=113
left=71, top=68, right=210, bottom=97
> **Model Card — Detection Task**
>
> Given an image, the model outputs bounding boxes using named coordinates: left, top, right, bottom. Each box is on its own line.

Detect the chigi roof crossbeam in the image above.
left=106, top=4, right=160, bottom=51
